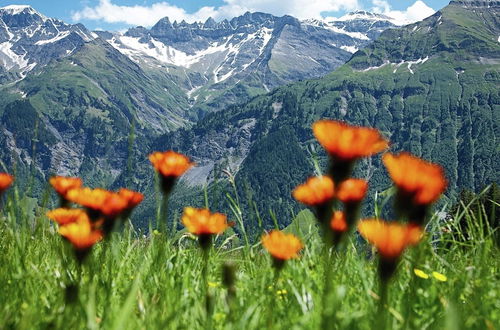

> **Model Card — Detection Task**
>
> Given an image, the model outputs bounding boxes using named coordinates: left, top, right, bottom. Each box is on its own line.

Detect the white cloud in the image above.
left=72, top=0, right=360, bottom=27
left=371, top=0, right=435, bottom=25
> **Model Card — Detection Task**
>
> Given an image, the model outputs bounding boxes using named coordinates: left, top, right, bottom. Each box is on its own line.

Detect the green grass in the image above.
left=0, top=187, right=498, bottom=330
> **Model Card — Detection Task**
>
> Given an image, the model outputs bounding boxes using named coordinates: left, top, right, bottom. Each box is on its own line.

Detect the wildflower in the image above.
left=149, top=151, right=194, bottom=193
left=358, top=219, right=423, bottom=280
left=0, top=173, right=13, bottom=193
left=47, top=208, right=88, bottom=226
left=330, top=211, right=348, bottom=233
left=293, top=176, right=335, bottom=206
left=383, top=152, right=447, bottom=223
left=66, top=188, right=128, bottom=220
left=59, top=215, right=103, bottom=261
left=50, top=176, right=83, bottom=199
left=336, top=179, right=368, bottom=204
left=293, top=176, right=334, bottom=224
left=313, top=120, right=388, bottom=183
left=181, top=207, right=230, bottom=249
left=336, top=178, right=368, bottom=227
left=118, top=188, right=144, bottom=210
left=414, top=268, right=429, bottom=279
left=262, top=230, right=303, bottom=269
left=432, top=271, right=447, bottom=282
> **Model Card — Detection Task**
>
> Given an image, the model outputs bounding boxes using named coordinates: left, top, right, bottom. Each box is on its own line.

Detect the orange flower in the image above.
left=49, top=176, right=83, bottom=197
left=357, top=219, right=423, bottom=259
left=66, top=187, right=109, bottom=210
left=47, top=208, right=88, bottom=226
left=383, top=153, right=447, bottom=205
left=66, top=188, right=128, bottom=218
left=99, top=193, right=129, bottom=218
left=336, top=179, right=368, bottom=203
left=0, top=173, right=13, bottom=192
left=149, top=151, right=194, bottom=178
left=118, top=188, right=144, bottom=209
left=262, top=230, right=303, bottom=261
left=59, top=216, right=103, bottom=250
left=313, top=120, right=389, bottom=161
left=181, top=207, right=230, bottom=236
left=293, top=176, right=334, bottom=206
left=330, top=211, right=348, bottom=233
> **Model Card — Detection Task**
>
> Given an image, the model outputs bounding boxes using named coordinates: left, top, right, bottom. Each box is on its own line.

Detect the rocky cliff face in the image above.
left=0, top=5, right=95, bottom=82
left=102, top=11, right=398, bottom=114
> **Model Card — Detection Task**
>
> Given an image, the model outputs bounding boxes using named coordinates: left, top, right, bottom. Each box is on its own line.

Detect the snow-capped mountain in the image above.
left=101, top=11, right=398, bottom=112
left=303, top=11, right=400, bottom=53
left=0, top=5, right=95, bottom=82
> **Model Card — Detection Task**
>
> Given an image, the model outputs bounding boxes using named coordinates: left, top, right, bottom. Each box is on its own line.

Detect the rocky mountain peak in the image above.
left=449, top=0, right=499, bottom=7
left=338, top=10, right=395, bottom=22
left=0, top=4, right=47, bottom=28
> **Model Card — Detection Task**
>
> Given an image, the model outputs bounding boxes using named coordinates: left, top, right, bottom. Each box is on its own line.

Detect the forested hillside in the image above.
left=144, top=0, right=499, bottom=229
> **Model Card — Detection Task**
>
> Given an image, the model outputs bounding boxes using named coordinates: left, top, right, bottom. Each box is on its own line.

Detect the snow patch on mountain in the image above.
left=0, top=5, right=96, bottom=80
left=35, top=30, right=71, bottom=45
left=0, top=41, right=28, bottom=70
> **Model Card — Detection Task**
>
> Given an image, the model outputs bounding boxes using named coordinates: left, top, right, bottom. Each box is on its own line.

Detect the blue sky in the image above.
left=1, top=0, right=451, bottom=31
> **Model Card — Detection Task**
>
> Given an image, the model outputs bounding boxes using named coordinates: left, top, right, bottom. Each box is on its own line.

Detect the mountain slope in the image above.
left=0, top=38, right=191, bottom=194
left=0, top=5, right=95, bottom=82
left=102, top=11, right=398, bottom=115
left=147, top=0, right=499, bottom=228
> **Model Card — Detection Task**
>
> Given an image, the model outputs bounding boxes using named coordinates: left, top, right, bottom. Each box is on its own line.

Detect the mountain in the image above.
left=0, top=6, right=194, bottom=194
left=0, top=6, right=397, bottom=197
left=0, top=5, right=95, bottom=82
left=145, top=0, right=499, bottom=229
left=101, top=11, right=398, bottom=115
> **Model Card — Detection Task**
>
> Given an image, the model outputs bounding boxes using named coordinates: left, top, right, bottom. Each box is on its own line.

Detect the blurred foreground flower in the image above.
left=336, top=178, right=368, bottom=228
left=262, top=230, right=303, bottom=269
left=330, top=211, right=348, bottom=233
left=181, top=207, right=230, bottom=250
left=49, top=176, right=82, bottom=206
left=47, top=208, right=88, bottom=226
left=0, top=173, right=13, bottom=194
left=59, top=215, right=103, bottom=262
left=293, top=176, right=334, bottom=224
left=383, top=152, right=447, bottom=224
left=313, top=120, right=388, bottom=183
left=149, top=150, right=194, bottom=194
left=66, top=187, right=142, bottom=234
left=118, top=188, right=144, bottom=218
left=66, top=188, right=127, bottom=219
left=358, top=219, right=422, bottom=280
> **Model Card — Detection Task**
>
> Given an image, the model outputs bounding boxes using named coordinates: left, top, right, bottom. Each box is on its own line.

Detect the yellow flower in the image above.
left=414, top=268, right=429, bottom=279
left=432, top=271, right=447, bottom=282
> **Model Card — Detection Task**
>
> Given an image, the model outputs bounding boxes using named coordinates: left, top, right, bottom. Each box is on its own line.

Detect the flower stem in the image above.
left=320, top=224, right=334, bottom=330
left=201, top=241, right=213, bottom=328
left=378, top=279, right=389, bottom=329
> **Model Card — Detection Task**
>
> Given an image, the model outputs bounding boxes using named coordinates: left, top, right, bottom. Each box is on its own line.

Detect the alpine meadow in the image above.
left=0, top=0, right=498, bottom=329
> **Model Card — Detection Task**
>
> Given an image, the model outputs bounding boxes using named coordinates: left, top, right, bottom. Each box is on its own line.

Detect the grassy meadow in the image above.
left=0, top=183, right=498, bottom=329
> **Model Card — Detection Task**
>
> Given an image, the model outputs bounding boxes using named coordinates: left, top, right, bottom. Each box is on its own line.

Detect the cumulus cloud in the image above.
left=371, top=0, right=436, bottom=25
left=71, top=0, right=360, bottom=27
